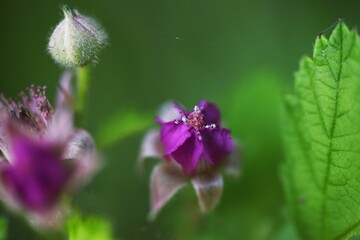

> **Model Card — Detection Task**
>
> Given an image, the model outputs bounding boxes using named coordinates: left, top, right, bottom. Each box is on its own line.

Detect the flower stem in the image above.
left=75, top=66, right=90, bottom=126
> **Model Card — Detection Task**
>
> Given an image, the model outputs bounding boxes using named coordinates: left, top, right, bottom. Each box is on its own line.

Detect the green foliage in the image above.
left=273, top=221, right=300, bottom=240
left=96, top=109, right=154, bottom=148
left=67, top=214, right=114, bottom=240
left=223, top=70, right=285, bottom=240
left=282, top=22, right=360, bottom=239
left=0, top=218, right=7, bottom=240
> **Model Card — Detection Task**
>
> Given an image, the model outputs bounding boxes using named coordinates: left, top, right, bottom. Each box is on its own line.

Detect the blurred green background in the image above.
left=1, top=0, right=360, bottom=239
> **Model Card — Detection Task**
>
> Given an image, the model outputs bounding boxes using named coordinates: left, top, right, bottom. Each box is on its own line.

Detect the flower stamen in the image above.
left=186, top=105, right=205, bottom=131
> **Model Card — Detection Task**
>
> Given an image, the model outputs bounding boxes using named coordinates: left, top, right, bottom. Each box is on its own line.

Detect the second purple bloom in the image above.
left=158, top=100, right=233, bottom=175
left=140, top=100, right=240, bottom=220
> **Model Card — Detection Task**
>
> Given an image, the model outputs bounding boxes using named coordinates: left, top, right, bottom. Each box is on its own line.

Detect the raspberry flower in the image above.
left=0, top=72, right=98, bottom=229
left=139, top=101, right=240, bottom=220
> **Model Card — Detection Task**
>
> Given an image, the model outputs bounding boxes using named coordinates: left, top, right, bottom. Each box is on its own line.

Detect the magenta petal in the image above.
left=2, top=135, right=70, bottom=212
left=0, top=113, right=11, bottom=161
left=171, top=134, right=204, bottom=175
left=56, top=71, right=73, bottom=110
left=64, top=130, right=95, bottom=160
left=46, top=108, right=74, bottom=144
left=157, top=102, right=184, bottom=123
left=64, top=130, right=98, bottom=189
left=138, top=129, right=163, bottom=171
left=0, top=136, right=7, bottom=160
left=202, top=128, right=232, bottom=167
left=198, top=100, right=221, bottom=124
left=0, top=160, right=8, bottom=199
left=223, top=140, right=241, bottom=177
left=0, top=156, right=6, bottom=163
left=149, top=163, right=187, bottom=220
left=160, top=122, right=191, bottom=155
left=192, top=173, right=223, bottom=212
left=0, top=134, right=10, bottom=162
left=44, top=71, right=75, bottom=143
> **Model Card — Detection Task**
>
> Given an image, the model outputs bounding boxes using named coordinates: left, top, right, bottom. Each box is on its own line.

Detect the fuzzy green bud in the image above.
left=48, top=6, right=107, bottom=68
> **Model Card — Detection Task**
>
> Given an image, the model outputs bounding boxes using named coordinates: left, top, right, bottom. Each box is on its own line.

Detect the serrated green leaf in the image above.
left=282, top=22, right=360, bottom=239
left=96, top=109, right=154, bottom=148
left=67, top=214, right=114, bottom=240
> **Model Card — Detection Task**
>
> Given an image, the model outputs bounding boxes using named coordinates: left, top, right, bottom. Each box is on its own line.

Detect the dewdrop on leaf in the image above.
left=48, top=6, right=107, bottom=68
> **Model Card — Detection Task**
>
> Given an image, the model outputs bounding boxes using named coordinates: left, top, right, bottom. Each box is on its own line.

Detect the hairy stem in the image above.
left=75, top=66, right=90, bottom=126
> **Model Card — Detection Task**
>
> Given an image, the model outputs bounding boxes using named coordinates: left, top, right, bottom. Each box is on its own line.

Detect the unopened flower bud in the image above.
left=48, top=6, right=107, bottom=68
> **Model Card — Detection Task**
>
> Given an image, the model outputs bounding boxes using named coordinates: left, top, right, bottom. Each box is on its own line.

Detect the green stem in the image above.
left=75, top=66, right=90, bottom=126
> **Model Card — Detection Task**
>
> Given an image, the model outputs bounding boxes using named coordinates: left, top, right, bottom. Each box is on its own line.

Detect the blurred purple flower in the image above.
left=139, top=101, right=240, bottom=220
left=0, top=72, right=98, bottom=229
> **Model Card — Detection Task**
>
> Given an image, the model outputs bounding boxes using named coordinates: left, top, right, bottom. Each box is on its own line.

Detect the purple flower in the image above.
left=158, top=100, right=232, bottom=175
left=139, top=101, right=240, bottom=220
left=0, top=72, right=98, bottom=229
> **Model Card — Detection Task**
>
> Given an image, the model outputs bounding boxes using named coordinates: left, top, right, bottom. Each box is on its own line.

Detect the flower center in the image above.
left=184, top=106, right=204, bottom=131
left=187, top=112, right=204, bottom=131
left=28, top=85, right=53, bottom=121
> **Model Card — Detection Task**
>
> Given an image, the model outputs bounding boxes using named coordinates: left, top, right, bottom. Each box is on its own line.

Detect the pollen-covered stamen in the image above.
left=0, top=86, right=54, bottom=133
left=18, top=106, right=37, bottom=129
left=186, top=105, right=205, bottom=131
left=28, top=86, right=54, bottom=121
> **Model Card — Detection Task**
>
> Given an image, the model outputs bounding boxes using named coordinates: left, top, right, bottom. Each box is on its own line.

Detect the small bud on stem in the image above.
left=48, top=6, right=107, bottom=68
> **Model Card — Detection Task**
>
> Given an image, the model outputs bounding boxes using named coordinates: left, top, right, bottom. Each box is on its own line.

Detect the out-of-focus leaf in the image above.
left=282, top=22, right=360, bottom=239
left=272, top=221, right=300, bottom=240
left=67, top=214, right=114, bottom=240
left=96, top=109, right=154, bottom=148
left=0, top=218, right=7, bottom=240
left=349, top=236, right=360, bottom=240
